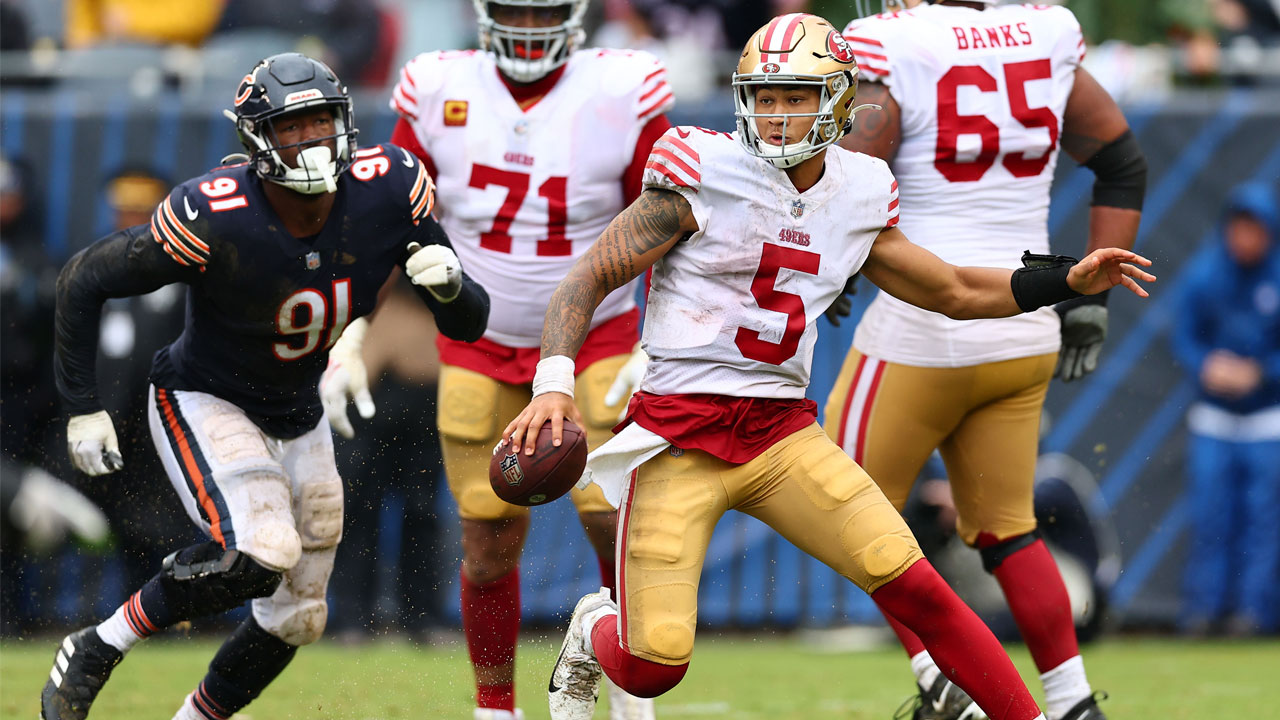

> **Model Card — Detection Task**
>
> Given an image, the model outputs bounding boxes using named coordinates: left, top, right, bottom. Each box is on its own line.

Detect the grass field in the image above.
left=2, top=633, right=1273, bottom=719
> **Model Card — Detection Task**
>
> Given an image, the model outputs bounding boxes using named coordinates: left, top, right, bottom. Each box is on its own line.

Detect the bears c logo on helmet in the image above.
left=827, top=31, right=855, bottom=63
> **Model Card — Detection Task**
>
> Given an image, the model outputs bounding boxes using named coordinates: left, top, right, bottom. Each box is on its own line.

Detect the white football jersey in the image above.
left=843, top=3, right=1087, bottom=367
left=640, top=127, right=899, bottom=399
left=392, top=49, right=673, bottom=347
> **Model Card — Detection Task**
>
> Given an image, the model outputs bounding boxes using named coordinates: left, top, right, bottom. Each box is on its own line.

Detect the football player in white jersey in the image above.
left=322, top=2, right=671, bottom=718
left=497, top=14, right=1153, bottom=720
left=825, top=2, right=1147, bottom=719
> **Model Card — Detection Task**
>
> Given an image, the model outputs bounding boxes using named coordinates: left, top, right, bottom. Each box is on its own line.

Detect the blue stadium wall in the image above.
left=4, top=85, right=1278, bottom=631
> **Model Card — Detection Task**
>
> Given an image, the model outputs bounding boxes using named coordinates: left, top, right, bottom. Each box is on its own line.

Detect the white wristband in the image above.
left=532, top=355, right=576, bottom=399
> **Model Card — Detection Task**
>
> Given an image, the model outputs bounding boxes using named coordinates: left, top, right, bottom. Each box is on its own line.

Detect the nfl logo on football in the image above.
left=500, top=453, right=524, bottom=486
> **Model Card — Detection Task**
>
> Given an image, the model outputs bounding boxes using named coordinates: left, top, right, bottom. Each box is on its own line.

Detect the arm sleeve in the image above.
left=54, top=224, right=196, bottom=415
left=399, top=218, right=489, bottom=342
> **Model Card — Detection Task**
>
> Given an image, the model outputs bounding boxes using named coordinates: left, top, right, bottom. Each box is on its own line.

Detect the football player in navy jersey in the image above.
left=41, top=53, right=488, bottom=720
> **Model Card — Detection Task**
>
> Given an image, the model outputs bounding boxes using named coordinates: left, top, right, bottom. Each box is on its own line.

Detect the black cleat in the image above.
left=893, top=674, right=987, bottom=720
left=40, top=627, right=123, bottom=720
left=1060, top=692, right=1108, bottom=720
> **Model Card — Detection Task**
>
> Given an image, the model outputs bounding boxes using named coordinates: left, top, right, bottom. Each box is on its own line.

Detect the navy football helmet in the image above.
left=223, top=53, right=358, bottom=195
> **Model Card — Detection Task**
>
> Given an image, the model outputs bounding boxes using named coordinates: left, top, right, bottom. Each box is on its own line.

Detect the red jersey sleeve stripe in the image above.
left=638, top=91, right=674, bottom=121
left=885, top=213, right=899, bottom=229
left=843, top=34, right=884, bottom=47
left=651, top=147, right=700, bottom=182
left=890, top=180, right=898, bottom=192
left=643, top=67, right=664, bottom=83
left=852, top=49, right=888, bottom=63
left=645, top=160, right=696, bottom=190
left=399, top=65, right=416, bottom=89
left=663, top=135, right=701, bottom=163
left=638, top=75, right=669, bottom=104
left=391, top=85, right=418, bottom=120
left=859, top=64, right=890, bottom=77
left=888, top=198, right=899, bottom=212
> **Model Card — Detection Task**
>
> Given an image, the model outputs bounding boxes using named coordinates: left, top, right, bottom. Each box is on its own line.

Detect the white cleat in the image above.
left=606, top=675, right=656, bottom=720
left=548, top=588, right=617, bottom=720
left=473, top=709, right=525, bottom=720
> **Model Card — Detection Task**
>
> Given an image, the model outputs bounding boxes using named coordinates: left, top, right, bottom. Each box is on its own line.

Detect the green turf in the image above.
left=2, top=633, right=1273, bottom=719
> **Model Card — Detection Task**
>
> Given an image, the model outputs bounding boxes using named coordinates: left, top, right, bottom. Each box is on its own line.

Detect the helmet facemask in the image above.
left=244, top=102, right=356, bottom=194
left=734, top=74, right=861, bottom=169
left=472, top=0, right=588, bottom=83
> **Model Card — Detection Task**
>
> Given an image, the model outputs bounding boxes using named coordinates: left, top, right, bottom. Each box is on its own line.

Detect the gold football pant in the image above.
left=437, top=355, right=627, bottom=520
left=615, top=423, right=922, bottom=664
left=824, top=349, right=1056, bottom=545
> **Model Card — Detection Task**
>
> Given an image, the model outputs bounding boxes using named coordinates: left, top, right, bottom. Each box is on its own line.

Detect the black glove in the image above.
left=824, top=275, right=859, bottom=327
left=1054, top=289, right=1109, bottom=382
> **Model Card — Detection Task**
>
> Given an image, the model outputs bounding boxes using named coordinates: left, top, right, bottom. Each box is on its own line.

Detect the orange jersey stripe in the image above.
left=162, top=197, right=211, bottom=252
left=159, top=390, right=225, bottom=547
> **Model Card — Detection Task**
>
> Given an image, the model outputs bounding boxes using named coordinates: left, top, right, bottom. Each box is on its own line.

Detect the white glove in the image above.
left=320, top=317, right=375, bottom=439
left=405, top=242, right=462, bottom=302
left=604, top=343, right=648, bottom=421
left=66, top=410, right=123, bottom=476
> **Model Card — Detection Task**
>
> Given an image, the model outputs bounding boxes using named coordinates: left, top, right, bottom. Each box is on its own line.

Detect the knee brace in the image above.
left=254, top=597, right=328, bottom=647
left=253, top=547, right=336, bottom=646
left=159, top=542, right=283, bottom=618
left=297, top=478, right=343, bottom=550
left=979, top=529, right=1041, bottom=573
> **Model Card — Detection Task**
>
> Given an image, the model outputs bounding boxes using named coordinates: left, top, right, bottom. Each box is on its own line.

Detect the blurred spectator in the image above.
left=0, top=154, right=61, bottom=470
left=64, top=0, right=225, bottom=48
left=88, top=168, right=194, bottom=593
left=215, top=0, right=397, bottom=85
left=1172, top=181, right=1280, bottom=636
left=1, top=0, right=32, bottom=51
left=329, top=277, right=451, bottom=641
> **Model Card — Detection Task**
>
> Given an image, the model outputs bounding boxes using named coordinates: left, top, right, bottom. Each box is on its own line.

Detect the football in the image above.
left=488, top=418, right=588, bottom=507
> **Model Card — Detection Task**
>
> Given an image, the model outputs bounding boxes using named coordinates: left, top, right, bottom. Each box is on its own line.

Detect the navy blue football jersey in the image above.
left=147, top=143, right=444, bottom=438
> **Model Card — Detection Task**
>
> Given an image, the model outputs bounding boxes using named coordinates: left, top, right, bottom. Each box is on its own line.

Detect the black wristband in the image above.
left=1010, top=251, right=1083, bottom=313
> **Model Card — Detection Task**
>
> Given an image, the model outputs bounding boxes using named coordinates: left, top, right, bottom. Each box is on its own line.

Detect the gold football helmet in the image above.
left=732, top=14, right=877, bottom=168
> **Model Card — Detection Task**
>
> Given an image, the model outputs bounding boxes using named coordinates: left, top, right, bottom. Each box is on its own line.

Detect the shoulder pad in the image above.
left=392, top=50, right=482, bottom=120
left=351, top=143, right=436, bottom=226
left=644, top=126, right=716, bottom=194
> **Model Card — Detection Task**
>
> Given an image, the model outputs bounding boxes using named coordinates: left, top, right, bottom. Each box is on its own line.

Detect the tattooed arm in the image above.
left=837, top=81, right=900, bottom=163
left=503, top=188, right=698, bottom=452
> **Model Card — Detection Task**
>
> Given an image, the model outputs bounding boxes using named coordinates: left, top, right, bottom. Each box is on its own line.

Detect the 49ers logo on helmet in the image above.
left=762, top=62, right=782, bottom=73
left=827, top=31, right=855, bottom=63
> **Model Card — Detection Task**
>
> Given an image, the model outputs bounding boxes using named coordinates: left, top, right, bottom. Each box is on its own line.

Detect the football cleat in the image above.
left=605, top=675, right=656, bottom=720
left=548, top=588, right=616, bottom=720
left=893, top=675, right=986, bottom=720
left=473, top=709, right=525, bottom=720
left=1060, top=692, right=1108, bottom=720
left=40, top=627, right=123, bottom=720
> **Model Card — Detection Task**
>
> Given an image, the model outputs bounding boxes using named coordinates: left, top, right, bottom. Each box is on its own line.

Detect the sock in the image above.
left=873, top=561, right=1043, bottom=720
left=186, top=616, right=297, bottom=719
left=1040, top=655, right=1092, bottom=720
left=881, top=608, right=928, bottom=658
left=597, top=554, right=617, bottom=599
left=590, top=614, right=687, bottom=698
left=461, top=568, right=520, bottom=711
left=96, top=588, right=160, bottom=652
left=172, top=695, right=205, bottom=720
left=986, top=537, right=1081, bottom=673
left=909, top=650, right=940, bottom=690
